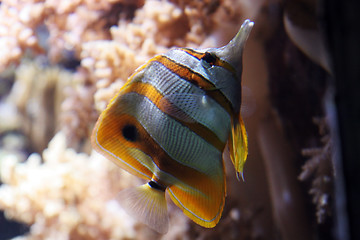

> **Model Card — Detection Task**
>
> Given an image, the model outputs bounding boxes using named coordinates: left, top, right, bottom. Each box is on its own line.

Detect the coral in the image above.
left=299, top=118, right=334, bottom=223
left=0, top=0, right=144, bottom=71
left=0, top=132, right=189, bottom=239
left=60, top=68, right=98, bottom=149
left=80, top=0, right=228, bottom=112
left=0, top=0, right=44, bottom=72
left=6, top=59, right=73, bottom=153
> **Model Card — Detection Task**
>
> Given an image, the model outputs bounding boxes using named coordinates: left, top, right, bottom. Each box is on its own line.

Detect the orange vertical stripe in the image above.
left=122, top=81, right=225, bottom=152
left=153, top=55, right=234, bottom=115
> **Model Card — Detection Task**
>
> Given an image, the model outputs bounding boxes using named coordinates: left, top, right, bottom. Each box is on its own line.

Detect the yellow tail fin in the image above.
left=229, top=115, right=248, bottom=181
left=117, top=184, right=169, bottom=234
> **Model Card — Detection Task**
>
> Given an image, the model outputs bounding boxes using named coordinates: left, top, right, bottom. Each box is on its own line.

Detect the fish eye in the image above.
left=122, top=124, right=138, bottom=142
left=201, top=52, right=217, bottom=65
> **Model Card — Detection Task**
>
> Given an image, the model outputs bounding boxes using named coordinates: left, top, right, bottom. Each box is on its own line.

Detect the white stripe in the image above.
left=165, top=49, right=241, bottom=111
left=119, top=92, right=223, bottom=177
left=136, top=61, right=231, bottom=143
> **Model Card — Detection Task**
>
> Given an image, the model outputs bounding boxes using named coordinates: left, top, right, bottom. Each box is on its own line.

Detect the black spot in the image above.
left=148, top=181, right=166, bottom=191
left=122, top=124, right=138, bottom=142
left=201, top=52, right=217, bottom=65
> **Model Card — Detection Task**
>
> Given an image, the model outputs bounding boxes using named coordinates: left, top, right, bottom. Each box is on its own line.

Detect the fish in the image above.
left=91, top=19, right=254, bottom=234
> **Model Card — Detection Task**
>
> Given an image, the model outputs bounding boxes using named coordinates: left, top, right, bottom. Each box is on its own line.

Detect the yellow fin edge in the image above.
left=229, top=115, right=248, bottom=181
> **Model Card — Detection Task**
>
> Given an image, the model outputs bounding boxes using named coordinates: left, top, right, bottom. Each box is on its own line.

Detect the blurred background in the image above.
left=0, top=0, right=359, bottom=239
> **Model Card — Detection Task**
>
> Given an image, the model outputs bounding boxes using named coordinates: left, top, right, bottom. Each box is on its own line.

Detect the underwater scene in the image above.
left=0, top=0, right=357, bottom=239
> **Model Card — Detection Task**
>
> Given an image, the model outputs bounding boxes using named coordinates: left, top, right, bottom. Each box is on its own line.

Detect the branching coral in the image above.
left=81, top=0, right=226, bottom=112
left=299, top=118, right=334, bottom=223
left=7, top=59, right=73, bottom=153
left=60, top=68, right=98, bottom=149
left=1, top=132, right=136, bottom=239
left=0, top=0, right=45, bottom=72
left=0, top=0, right=144, bottom=71
left=0, top=132, right=189, bottom=239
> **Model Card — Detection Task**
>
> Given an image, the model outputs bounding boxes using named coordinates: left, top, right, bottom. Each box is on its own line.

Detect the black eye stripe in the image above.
left=201, top=52, right=217, bottom=65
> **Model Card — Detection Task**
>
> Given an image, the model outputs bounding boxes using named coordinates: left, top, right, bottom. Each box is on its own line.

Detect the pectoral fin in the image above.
left=117, top=184, right=169, bottom=234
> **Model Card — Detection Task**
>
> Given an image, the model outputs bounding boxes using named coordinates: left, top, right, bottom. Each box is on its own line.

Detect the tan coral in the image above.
left=0, top=0, right=144, bottom=71
left=60, top=70, right=98, bottom=149
left=0, top=132, right=138, bottom=239
left=7, top=60, right=73, bottom=153
left=0, top=132, right=190, bottom=239
left=85, top=0, right=222, bottom=111
left=0, top=1, right=45, bottom=72
left=299, top=118, right=334, bottom=223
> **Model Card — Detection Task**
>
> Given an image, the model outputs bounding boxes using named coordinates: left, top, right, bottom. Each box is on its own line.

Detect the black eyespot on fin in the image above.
left=122, top=124, right=138, bottom=142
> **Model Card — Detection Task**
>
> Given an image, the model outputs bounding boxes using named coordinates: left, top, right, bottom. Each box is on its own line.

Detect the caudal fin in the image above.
left=117, top=184, right=169, bottom=234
